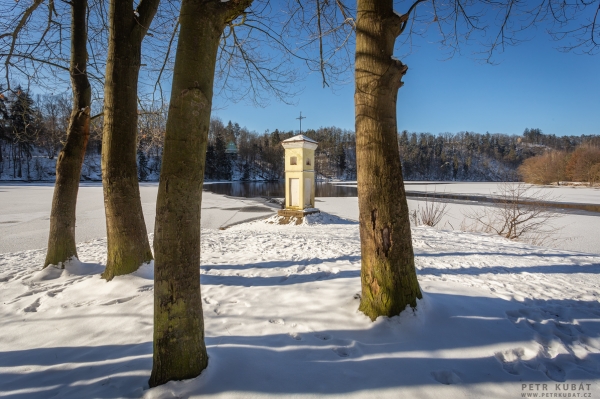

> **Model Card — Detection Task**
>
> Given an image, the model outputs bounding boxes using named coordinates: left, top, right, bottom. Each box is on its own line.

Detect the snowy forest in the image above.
left=1, top=88, right=599, bottom=183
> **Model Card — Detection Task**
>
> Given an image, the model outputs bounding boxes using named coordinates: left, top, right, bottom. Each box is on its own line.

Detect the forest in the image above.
left=1, top=89, right=598, bottom=184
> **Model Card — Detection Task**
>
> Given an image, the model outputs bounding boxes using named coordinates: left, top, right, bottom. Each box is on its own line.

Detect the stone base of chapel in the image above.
left=276, top=208, right=320, bottom=225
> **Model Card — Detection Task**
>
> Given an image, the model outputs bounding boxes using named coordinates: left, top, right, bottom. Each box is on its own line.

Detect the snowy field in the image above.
left=333, top=181, right=600, bottom=205
left=1, top=182, right=598, bottom=254
left=0, top=183, right=277, bottom=254
left=0, top=183, right=599, bottom=398
left=325, top=182, right=600, bottom=255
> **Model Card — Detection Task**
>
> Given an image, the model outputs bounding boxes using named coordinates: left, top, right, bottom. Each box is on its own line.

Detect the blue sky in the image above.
left=212, top=29, right=599, bottom=137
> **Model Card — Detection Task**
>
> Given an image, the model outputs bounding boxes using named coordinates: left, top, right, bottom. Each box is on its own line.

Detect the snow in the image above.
left=322, top=182, right=600, bottom=255
left=331, top=181, right=600, bottom=205
left=1, top=187, right=599, bottom=398
left=281, top=134, right=318, bottom=144
left=401, top=181, right=600, bottom=205
left=0, top=183, right=277, bottom=254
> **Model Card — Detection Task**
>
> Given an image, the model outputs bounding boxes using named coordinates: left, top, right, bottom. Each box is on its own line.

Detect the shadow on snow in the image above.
left=0, top=294, right=598, bottom=398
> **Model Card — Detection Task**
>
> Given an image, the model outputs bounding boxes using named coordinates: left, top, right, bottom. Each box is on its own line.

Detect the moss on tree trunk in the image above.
left=149, top=0, right=252, bottom=387
left=355, top=0, right=422, bottom=321
left=101, top=0, right=158, bottom=281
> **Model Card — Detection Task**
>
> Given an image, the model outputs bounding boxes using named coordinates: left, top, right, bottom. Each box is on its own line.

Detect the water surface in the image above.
left=205, top=181, right=357, bottom=198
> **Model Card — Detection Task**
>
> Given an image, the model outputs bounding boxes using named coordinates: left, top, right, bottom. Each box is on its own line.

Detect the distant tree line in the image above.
left=2, top=90, right=598, bottom=183
left=0, top=86, right=71, bottom=179
left=397, top=129, right=599, bottom=181
left=518, top=128, right=600, bottom=186
left=519, top=145, right=600, bottom=186
left=0, top=86, right=106, bottom=181
left=203, top=124, right=599, bottom=182
left=398, top=130, right=523, bottom=181
left=204, top=119, right=356, bottom=181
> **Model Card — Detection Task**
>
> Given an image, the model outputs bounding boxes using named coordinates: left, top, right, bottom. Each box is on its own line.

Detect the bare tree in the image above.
left=150, top=0, right=259, bottom=386
left=519, top=151, right=568, bottom=185
left=353, top=0, right=598, bottom=321
left=566, top=146, right=600, bottom=186
left=0, top=0, right=113, bottom=267
left=100, top=0, right=160, bottom=281
left=37, top=94, right=70, bottom=160
left=150, top=0, right=354, bottom=386
left=137, top=102, right=168, bottom=175
left=463, top=182, right=563, bottom=245
left=354, top=0, right=422, bottom=321
left=591, top=163, right=600, bottom=186
left=44, top=0, right=93, bottom=267
left=0, top=0, right=108, bottom=96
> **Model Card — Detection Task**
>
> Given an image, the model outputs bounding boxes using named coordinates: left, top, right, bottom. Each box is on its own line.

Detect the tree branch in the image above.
left=135, top=0, right=160, bottom=36
left=2, top=0, right=46, bottom=89
left=397, top=0, right=427, bottom=36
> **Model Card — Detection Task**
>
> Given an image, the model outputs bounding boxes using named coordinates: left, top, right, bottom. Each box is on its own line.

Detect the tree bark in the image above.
left=149, top=0, right=252, bottom=386
left=44, top=0, right=91, bottom=268
left=101, top=0, right=159, bottom=281
left=355, top=0, right=422, bottom=321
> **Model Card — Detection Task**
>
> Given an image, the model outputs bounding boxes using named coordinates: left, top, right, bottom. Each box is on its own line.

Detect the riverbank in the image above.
left=1, top=182, right=598, bottom=255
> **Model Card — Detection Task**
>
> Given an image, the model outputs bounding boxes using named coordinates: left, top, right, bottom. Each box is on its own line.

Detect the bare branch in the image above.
left=2, top=0, right=45, bottom=88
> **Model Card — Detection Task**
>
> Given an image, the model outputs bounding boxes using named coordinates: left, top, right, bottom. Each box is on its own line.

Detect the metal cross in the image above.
left=296, top=111, right=306, bottom=135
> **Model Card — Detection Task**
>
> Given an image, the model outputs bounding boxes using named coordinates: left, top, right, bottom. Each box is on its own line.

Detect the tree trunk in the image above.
left=101, top=0, right=158, bottom=281
left=355, top=0, right=422, bottom=321
left=44, top=0, right=91, bottom=268
left=149, top=0, right=251, bottom=386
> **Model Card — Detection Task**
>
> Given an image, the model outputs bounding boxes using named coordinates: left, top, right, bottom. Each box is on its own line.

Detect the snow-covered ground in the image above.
left=0, top=185, right=599, bottom=398
left=323, top=182, right=600, bottom=255
left=402, top=183, right=600, bottom=255
left=2, top=182, right=598, bottom=254
left=0, top=183, right=277, bottom=254
left=404, top=181, right=600, bottom=206
left=333, top=181, right=600, bottom=205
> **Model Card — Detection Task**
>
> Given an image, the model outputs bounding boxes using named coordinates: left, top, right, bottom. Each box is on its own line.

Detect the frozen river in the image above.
left=0, top=181, right=598, bottom=255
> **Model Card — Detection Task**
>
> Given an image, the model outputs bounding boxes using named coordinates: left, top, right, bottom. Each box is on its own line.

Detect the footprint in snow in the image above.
left=23, top=298, right=41, bottom=312
left=543, top=362, right=566, bottom=382
left=332, top=347, right=350, bottom=358
left=495, top=348, right=526, bottom=375
left=313, top=333, right=332, bottom=341
left=137, top=285, right=153, bottom=292
left=431, top=370, right=461, bottom=385
left=289, top=332, right=302, bottom=341
left=203, top=296, right=219, bottom=305
left=46, top=288, right=64, bottom=297
left=68, top=300, right=97, bottom=308
left=269, top=318, right=285, bottom=325
left=100, top=296, right=137, bottom=306
left=505, top=310, right=523, bottom=324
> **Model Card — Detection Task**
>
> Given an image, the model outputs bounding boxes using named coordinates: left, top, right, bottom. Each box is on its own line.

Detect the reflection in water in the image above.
left=204, top=181, right=357, bottom=198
